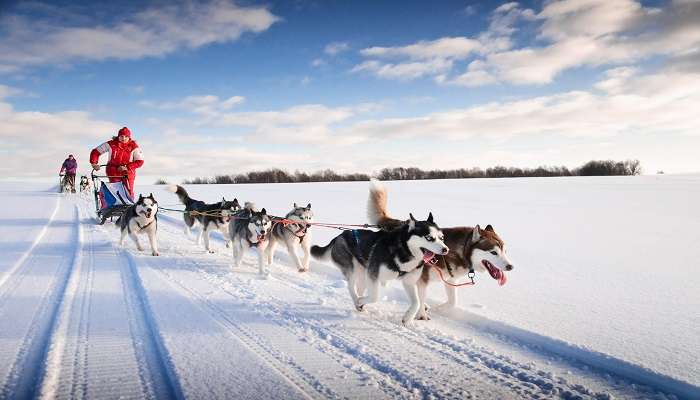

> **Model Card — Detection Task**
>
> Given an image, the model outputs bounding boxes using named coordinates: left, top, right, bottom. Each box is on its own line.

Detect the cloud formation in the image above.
left=0, top=0, right=279, bottom=72
left=353, top=0, right=700, bottom=87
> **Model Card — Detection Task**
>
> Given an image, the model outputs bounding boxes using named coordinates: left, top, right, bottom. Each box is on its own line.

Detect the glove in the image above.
left=92, top=164, right=100, bottom=171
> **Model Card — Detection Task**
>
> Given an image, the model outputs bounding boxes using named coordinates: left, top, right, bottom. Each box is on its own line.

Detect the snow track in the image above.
left=0, top=188, right=696, bottom=400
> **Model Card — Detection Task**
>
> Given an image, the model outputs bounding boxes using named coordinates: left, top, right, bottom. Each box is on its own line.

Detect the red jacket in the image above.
left=90, top=139, right=144, bottom=194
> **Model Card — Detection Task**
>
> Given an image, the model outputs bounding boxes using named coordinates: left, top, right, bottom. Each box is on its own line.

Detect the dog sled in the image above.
left=91, top=166, right=133, bottom=225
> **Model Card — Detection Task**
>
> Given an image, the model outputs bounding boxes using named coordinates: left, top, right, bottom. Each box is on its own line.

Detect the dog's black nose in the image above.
left=505, top=264, right=514, bottom=271
left=146, top=208, right=152, bottom=212
left=441, top=246, right=449, bottom=255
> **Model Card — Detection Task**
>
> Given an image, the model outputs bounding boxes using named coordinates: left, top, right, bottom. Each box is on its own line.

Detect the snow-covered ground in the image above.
left=0, top=176, right=698, bottom=399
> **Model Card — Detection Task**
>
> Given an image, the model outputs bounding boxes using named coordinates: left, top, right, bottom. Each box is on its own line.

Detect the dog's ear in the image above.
left=261, top=208, right=267, bottom=215
left=149, top=193, right=154, bottom=199
left=233, top=198, right=240, bottom=207
left=306, top=203, right=311, bottom=209
left=485, top=224, right=494, bottom=232
left=408, top=213, right=416, bottom=230
left=427, top=212, right=434, bottom=224
left=472, top=225, right=482, bottom=242
left=294, top=202, right=298, bottom=208
left=138, top=194, right=143, bottom=201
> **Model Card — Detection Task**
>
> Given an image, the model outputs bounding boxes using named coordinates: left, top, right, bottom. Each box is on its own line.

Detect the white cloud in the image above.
left=0, top=0, right=279, bottom=71
left=141, top=94, right=245, bottom=117
left=340, top=64, right=700, bottom=145
left=324, top=42, right=350, bottom=55
left=353, top=0, right=700, bottom=87
left=360, top=37, right=481, bottom=60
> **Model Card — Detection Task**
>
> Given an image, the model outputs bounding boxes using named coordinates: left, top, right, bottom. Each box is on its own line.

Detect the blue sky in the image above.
left=1, top=0, right=699, bottom=181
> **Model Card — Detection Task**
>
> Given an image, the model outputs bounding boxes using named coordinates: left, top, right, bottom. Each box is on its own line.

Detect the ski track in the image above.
left=0, top=194, right=691, bottom=399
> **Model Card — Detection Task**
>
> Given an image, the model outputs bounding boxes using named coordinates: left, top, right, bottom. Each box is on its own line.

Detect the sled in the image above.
left=91, top=166, right=133, bottom=225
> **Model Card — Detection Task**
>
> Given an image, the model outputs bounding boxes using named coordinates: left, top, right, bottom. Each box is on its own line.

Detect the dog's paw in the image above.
left=152, top=251, right=160, bottom=256
left=208, top=250, right=215, bottom=254
left=401, top=318, right=415, bottom=328
left=298, top=267, right=308, bottom=273
left=355, top=303, right=365, bottom=312
left=136, top=245, right=144, bottom=251
left=415, top=311, right=431, bottom=321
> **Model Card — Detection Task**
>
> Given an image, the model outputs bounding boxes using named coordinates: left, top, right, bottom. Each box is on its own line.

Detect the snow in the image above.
left=0, top=175, right=698, bottom=399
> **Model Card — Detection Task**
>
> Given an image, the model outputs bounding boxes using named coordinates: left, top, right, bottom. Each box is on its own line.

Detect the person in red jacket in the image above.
left=89, top=127, right=144, bottom=198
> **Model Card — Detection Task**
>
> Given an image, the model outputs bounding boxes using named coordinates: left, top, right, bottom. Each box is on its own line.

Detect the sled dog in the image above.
left=79, top=175, right=91, bottom=193
left=230, top=203, right=273, bottom=275
left=60, top=175, right=75, bottom=193
left=311, top=212, right=449, bottom=325
left=117, top=193, right=159, bottom=256
left=367, top=179, right=514, bottom=319
left=266, top=203, right=314, bottom=272
left=167, top=185, right=241, bottom=253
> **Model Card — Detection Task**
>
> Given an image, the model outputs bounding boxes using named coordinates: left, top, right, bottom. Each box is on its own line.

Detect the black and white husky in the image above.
left=117, top=193, right=159, bottom=256
left=79, top=175, right=90, bottom=193
left=266, top=203, right=313, bottom=272
left=230, top=203, right=273, bottom=275
left=167, top=185, right=241, bottom=253
left=311, top=213, right=449, bottom=325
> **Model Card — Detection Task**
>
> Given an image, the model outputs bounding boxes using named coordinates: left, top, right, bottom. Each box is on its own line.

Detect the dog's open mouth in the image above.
left=483, top=260, right=507, bottom=286
left=421, top=248, right=436, bottom=263
left=257, top=233, right=266, bottom=242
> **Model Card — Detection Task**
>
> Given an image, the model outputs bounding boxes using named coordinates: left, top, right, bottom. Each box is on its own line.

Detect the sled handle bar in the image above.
left=92, top=174, right=128, bottom=178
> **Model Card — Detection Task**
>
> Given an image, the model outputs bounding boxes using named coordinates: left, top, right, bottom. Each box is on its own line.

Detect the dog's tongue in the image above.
left=497, top=271, right=507, bottom=286
left=422, top=250, right=435, bottom=263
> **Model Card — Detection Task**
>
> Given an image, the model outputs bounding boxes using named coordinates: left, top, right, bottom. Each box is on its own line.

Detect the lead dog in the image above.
left=311, top=212, right=449, bottom=325
left=117, top=193, right=159, bottom=256
left=266, top=203, right=314, bottom=272
left=230, top=203, right=273, bottom=275
left=167, top=185, right=241, bottom=253
left=367, top=179, right=514, bottom=319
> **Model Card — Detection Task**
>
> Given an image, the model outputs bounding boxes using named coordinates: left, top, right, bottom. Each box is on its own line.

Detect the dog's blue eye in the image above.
left=490, top=250, right=498, bottom=255
left=425, top=235, right=434, bottom=242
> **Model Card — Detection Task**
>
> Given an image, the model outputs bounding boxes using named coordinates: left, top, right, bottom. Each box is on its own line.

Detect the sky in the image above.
left=1, top=0, right=699, bottom=182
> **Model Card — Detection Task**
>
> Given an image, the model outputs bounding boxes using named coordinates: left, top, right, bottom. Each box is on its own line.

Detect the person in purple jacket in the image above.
left=60, top=154, right=78, bottom=193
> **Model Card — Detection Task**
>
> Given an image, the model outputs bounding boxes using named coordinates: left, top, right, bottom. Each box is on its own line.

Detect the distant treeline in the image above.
left=169, top=159, right=641, bottom=185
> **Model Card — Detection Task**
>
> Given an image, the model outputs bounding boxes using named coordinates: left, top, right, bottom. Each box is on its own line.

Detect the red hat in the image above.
left=118, top=127, right=131, bottom=138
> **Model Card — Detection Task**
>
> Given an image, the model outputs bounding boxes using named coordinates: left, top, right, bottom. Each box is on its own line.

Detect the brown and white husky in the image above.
left=367, top=180, right=514, bottom=320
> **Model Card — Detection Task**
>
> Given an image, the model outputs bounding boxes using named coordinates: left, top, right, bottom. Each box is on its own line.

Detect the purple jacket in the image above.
left=61, top=158, right=78, bottom=174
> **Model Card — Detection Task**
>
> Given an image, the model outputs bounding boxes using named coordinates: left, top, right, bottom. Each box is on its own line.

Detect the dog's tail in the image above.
left=311, top=241, right=334, bottom=262
left=367, top=179, right=404, bottom=230
left=166, top=185, right=193, bottom=206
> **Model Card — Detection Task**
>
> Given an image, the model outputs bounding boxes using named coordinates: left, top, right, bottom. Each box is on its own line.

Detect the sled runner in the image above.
left=91, top=166, right=133, bottom=225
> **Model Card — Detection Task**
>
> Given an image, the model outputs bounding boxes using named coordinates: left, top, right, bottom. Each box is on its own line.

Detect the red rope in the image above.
left=430, top=262, right=476, bottom=287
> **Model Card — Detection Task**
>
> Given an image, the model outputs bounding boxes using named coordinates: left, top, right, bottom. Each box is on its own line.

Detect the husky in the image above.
left=166, top=185, right=241, bottom=253
left=311, top=213, right=449, bottom=325
left=60, top=174, right=75, bottom=193
left=266, top=203, right=314, bottom=272
left=367, top=179, right=514, bottom=319
left=117, top=193, right=159, bottom=256
left=79, top=176, right=91, bottom=193
left=230, top=203, right=273, bottom=275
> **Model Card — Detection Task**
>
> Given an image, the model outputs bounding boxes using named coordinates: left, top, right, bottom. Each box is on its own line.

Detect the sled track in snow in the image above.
left=0, top=202, right=78, bottom=399
left=154, top=217, right=676, bottom=399
left=152, top=221, right=586, bottom=399
left=35, top=200, right=182, bottom=400
left=0, top=196, right=61, bottom=293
